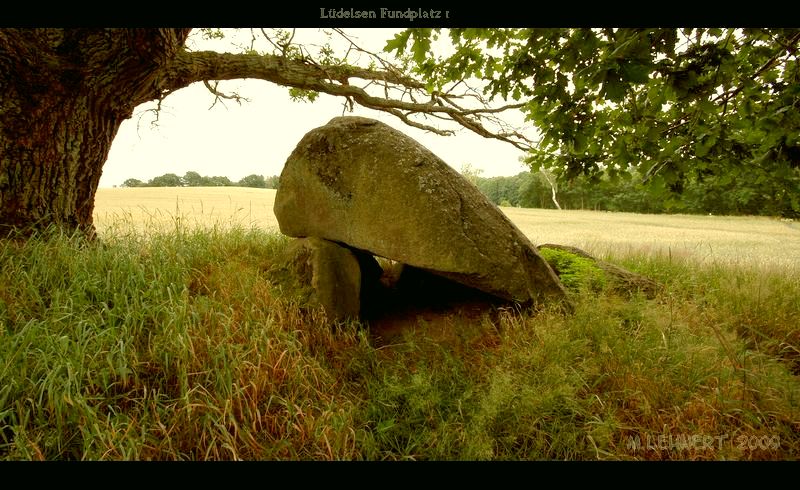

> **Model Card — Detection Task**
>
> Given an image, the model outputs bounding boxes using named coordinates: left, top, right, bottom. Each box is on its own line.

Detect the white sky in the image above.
left=100, top=28, right=532, bottom=188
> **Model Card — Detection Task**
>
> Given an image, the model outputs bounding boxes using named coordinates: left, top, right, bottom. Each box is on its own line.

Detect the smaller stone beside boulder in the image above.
left=271, top=237, right=380, bottom=323
left=537, top=244, right=661, bottom=298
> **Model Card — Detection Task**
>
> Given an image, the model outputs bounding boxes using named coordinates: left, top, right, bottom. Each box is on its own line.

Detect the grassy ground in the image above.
left=0, top=189, right=797, bottom=460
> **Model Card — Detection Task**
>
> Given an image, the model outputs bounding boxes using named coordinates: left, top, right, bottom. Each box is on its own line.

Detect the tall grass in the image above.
left=0, top=223, right=368, bottom=460
left=1, top=220, right=798, bottom=460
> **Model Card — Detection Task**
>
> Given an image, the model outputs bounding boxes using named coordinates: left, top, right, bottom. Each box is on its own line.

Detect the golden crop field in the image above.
left=504, top=206, right=800, bottom=272
left=94, top=187, right=282, bottom=232
left=94, top=187, right=800, bottom=272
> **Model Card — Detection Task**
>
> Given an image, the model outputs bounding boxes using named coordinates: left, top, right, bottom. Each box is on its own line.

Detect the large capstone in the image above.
left=274, top=116, right=566, bottom=305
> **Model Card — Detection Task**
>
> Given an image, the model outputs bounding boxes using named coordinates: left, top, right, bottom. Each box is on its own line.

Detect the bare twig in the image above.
left=202, top=80, right=250, bottom=109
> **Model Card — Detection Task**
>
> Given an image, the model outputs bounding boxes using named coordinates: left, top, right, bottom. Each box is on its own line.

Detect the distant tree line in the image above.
left=466, top=167, right=799, bottom=218
left=121, top=171, right=280, bottom=189
left=121, top=166, right=797, bottom=217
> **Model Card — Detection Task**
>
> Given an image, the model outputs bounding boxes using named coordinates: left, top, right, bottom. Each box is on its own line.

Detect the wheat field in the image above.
left=94, top=187, right=800, bottom=272
left=94, top=187, right=282, bottom=232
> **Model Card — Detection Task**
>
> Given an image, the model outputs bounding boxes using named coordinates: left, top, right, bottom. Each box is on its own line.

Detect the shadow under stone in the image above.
left=359, top=259, right=512, bottom=346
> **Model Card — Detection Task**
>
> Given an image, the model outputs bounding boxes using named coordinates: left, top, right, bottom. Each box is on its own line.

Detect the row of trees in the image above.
left=121, top=163, right=797, bottom=217
left=123, top=164, right=798, bottom=217
left=469, top=168, right=799, bottom=217
left=121, top=171, right=279, bottom=189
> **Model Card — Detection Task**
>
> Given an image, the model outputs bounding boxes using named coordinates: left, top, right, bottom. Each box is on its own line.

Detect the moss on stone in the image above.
left=538, top=246, right=608, bottom=292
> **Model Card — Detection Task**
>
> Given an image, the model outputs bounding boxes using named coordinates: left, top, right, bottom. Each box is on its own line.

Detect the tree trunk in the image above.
left=0, top=93, right=122, bottom=236
left=540, top=169, right=562, bottom=210
left=0, top=29, right=190, bottom=237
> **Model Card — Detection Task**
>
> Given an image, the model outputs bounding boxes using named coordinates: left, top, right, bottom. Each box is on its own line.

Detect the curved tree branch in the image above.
left=158, top=48, right=534, bottom=151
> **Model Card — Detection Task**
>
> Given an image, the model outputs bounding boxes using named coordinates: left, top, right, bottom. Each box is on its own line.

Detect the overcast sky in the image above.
left=100, top=29, right=532, bottom=188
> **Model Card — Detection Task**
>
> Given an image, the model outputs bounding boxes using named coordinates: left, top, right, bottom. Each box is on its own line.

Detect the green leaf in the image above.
left=384, top=31, right=412, bottom=55
left=572, top=132, right=588, bottom=154
left=695, top=135, right=717, bottom=157
left=199, top=28, right=225, bottom=40
left=288, top=88, right=319, bottom=103
left=620, top=61, right=652, bottom=84
left=757, top=116, right=779, bottom=133
left=409, top=29, right=433, bottom=65
left=603, top=77, right=627, bottom=102
left=696, top=99, right=717, bottom=115
left=662, top=137, right=685, bottom=157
